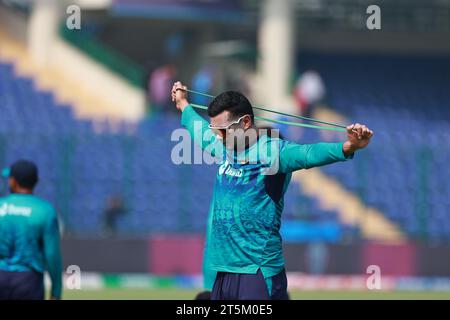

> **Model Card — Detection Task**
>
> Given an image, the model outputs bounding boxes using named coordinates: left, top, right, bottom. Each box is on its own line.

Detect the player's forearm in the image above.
left=50, top=283, right=62, bottom=299
left=47, top=254, right=62, bottom=298
left=181, top=105, right=218, bottom=152
left=280, top=142, right=352, bottom=172
left=44, top=233, right=63, bottom=299
left=342, top=141, right=358, bottom=157
left=304, top=142, right=353, bottom=169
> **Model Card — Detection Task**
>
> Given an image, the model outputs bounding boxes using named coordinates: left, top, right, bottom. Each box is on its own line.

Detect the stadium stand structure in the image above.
left=0, top=59, right=351, bottom=240
left=295, top=52, right=450, bottom=242
left=1, top=34, right=448, bottom=242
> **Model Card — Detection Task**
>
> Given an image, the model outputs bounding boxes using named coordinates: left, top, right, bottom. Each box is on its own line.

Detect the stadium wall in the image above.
left=61, top=237, right=450, bottom=277
left=295, top=31, right=450, bottom=55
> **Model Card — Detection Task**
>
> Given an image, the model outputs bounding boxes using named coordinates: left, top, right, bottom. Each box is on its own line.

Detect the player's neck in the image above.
left=12, top=189, right=33, bottom=195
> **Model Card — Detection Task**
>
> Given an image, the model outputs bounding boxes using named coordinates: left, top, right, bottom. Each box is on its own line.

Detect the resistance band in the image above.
left=181, top=88, right=349, bottom=133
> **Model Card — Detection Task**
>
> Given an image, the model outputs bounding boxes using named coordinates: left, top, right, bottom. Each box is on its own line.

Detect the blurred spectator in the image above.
left=164, top=32, right=184, bottom=60
left=293, top=70, right=326, bottom=118
left=102, top=195, right=126, bottom=237
left=148, top=64, right=177, bottom=113
left=306, top=241, right=329, bottom=274
left=191, top=65, right=217, bottom=106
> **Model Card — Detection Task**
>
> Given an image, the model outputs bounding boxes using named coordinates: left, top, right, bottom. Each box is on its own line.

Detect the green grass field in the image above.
left=62, top=288, right=450, bottom=300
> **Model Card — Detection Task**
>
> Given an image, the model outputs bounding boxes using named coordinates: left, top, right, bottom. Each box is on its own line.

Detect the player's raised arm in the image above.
left=172, top=81, right=220, bottom=155
left=279, top=123, right=373, bottom=173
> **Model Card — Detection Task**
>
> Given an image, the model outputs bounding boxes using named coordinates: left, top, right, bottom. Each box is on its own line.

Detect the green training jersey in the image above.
left=181, top=105, right=353, bottom=282
left=0, top=193, right=62, bottom=298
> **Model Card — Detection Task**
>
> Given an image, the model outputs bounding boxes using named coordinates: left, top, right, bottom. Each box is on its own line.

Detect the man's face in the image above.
left=209, top=111, right=252, bottom=148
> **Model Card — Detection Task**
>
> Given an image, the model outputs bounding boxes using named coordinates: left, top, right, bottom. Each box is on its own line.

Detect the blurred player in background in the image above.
left=172, top=81, right=373, bottom=300
left=0, top=160, right=62, bottom=300
left=293, top=69, right=326, bottom=118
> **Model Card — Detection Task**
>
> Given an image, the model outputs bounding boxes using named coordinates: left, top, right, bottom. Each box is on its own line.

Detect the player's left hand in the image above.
left=171, top=81, right=190, bottom=112
left=343, top=123, right=374, bottom=155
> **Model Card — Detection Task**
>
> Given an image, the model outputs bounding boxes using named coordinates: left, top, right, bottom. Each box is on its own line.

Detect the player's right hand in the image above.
left=171, top=81, right=190, bottom=112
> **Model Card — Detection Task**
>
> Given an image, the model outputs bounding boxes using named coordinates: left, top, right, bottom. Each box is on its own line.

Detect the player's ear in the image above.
left=8, top=177, right=16, bottom=192
left=243, top=115, right=252, bottom=129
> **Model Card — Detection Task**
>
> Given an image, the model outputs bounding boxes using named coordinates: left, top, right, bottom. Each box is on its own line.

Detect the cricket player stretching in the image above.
left=172, top=82, right=373, bottom=300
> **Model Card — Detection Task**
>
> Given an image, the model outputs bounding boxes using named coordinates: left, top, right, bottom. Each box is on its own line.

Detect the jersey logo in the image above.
left=218, top=161, right=243, bottom=177
left=0, top=203, right=32, bottom=217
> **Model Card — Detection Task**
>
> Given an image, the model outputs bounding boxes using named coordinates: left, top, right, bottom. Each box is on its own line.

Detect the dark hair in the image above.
left=10, top=160, right=38, bottom=190
left=208, top=91, right=254, bottom=122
